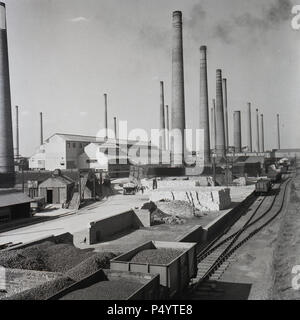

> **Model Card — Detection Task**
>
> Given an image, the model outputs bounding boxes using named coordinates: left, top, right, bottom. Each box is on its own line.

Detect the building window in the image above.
left=73, top=143, right=76, bottom=148
left=87, top=159, right=97, bottom=164
left=67, top=142, right=71, bottom=148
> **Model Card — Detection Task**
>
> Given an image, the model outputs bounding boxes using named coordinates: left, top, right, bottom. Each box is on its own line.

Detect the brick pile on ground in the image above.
left=0, top=241, right=95, bottom=272
left=130, top=248, right=183, bottom=265
left=59, top=279, right=143, bottom=300
left=65, top=252, right=117, bottom=281
left=5, top=276, right=76, bottom=300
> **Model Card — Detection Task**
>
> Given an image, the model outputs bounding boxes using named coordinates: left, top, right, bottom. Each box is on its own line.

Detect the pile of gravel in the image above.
left=0, top=241, right=95, bottom=272
left=130, top=248, right=183, bottom=265
left=59, top=279, right=143, bottom=300
left=66, top=252, right=117, bottom=281
left=5, top=276, right=76, bottom=300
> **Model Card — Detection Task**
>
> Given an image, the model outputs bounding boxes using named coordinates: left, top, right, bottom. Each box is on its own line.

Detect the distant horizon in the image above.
left=4, top=0, right=300, bottom=157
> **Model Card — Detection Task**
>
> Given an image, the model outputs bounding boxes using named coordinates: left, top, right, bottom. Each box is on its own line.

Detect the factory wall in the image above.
left=44, top=135, right=66, bottom=170
left=88, top=210, right=139, bottom=244
left=29, top=146, right=46, bottom=170
left=65, top=140, right=87, bottom=169
left=78, top=143, right=109, bottom=170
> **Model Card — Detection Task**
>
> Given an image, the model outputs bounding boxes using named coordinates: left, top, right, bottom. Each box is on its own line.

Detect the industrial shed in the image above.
left=38, top=170, right=75, bottom=205
left=0, top=190, right=32, bottom=223
left=232, top=156, right=262, bottom=177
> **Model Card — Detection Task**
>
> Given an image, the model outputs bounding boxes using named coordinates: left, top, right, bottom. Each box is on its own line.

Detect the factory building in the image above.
left=29, top=145, right=46, bottom=170
left=45, top=133, right=96, bottom=170
left=78, top=141, right=130, bottom=170
left=29, top=132, right=163, bottom=175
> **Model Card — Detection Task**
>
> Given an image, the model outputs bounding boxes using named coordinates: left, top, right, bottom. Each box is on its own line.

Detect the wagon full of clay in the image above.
left=110, top=241, right=197, bottom=297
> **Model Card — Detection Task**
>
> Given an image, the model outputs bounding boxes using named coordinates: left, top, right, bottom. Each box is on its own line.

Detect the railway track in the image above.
left=187, top=177, right=291, bottom=297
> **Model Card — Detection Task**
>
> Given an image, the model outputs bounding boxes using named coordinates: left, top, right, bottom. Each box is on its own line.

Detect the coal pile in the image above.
left=130, top=248, right=183, bottom=265
left=0, top=242, right=51, bottom=271
left=66, top=252, right=117, bottom=281
left=6, top=276, right=75, bottom=300
left=0, top=241, right=95, bottom=272
left=59, top=279, right=142, bottom=300
left=40, top=243, right=95, bottom=272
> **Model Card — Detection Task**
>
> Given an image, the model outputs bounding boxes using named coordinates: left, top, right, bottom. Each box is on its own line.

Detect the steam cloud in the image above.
left=213, top=0, right=293, bottom=43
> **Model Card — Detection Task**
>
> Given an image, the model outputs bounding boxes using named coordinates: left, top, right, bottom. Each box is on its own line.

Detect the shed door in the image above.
left=53, top=188, right=60, bottom=204
left=46, top=190, right=53, bottom=203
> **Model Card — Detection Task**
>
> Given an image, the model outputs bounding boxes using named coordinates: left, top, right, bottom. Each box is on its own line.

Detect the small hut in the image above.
left=38, top=169, right=75, bottom=205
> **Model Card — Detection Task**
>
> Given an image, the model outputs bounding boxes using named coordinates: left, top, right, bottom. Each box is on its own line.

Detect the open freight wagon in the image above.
left=110, top=241, right=197, bottom=298
left=48, top=269, right=160, bottom=300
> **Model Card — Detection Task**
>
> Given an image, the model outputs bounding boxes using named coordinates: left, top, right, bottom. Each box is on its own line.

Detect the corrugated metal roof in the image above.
left=0, top=189, right=32, bottom=208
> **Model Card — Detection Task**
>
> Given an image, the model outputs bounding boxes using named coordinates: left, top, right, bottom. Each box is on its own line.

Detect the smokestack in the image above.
left=160, top=81, right=166, bottom=151
left=260, top=114, right=264, bottom=152
left=233, top=111, right=242, bottom=153
left=212, top=99, right=217, bottom=151
left=277, top=114, right=280, bottom=149
left=222, top=78, right=229, bottom=149
left=247, top=103, right=252, bottom=152
left=0, top=3, right=15, bottom=187
left=171, top=11, right=186, bottom=164
left=104, top=93, right=108, bottom=139
left=199, top=46, right=211, bottom=164
left=215, top=69, right=226, bottom=158
left=15, top=105, right=19, bottom=158
left=40, top=112, right=43, bottom=145
left=210, top=106, right=214, bottom=150
left=256, top=108, right=260, bottom=152
left=113, top=117, right=117, bottom=139
left=165, top=105, right=170, bottom=150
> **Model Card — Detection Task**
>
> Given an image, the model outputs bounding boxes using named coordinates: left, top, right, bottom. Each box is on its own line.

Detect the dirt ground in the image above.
left=195, top=175, right=298, bottom=300
left=271, top=175, right=300, bottom=299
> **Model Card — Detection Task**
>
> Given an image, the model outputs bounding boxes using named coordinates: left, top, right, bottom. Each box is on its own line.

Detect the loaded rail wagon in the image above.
left=267, top=164, right=282, bottom=183
left=123, top=182, right=138, bottom=195
left=110, top=241, right=197, bottom=298
left=255, top=179, right=271, bottom=195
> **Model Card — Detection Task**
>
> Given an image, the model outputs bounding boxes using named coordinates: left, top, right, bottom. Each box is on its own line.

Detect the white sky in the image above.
left=3, top=0, right=300, bottom=156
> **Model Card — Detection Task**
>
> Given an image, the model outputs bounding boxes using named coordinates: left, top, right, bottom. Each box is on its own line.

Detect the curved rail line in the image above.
left=190, top=177, right=291, bottom=292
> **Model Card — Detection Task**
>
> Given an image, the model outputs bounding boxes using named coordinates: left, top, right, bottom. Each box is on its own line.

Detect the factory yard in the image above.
left=0, top=183, right=254, bottom=250
left=0, top=175, right=296, bottom=300
left=0, top=193, right=146, bottom=245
